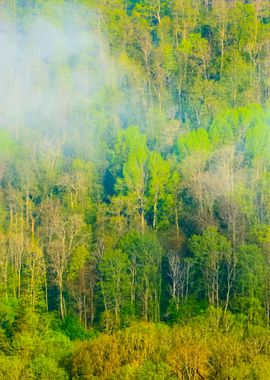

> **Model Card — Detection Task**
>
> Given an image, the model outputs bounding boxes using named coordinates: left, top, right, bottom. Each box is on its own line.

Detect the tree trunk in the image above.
left=59, top=275, right=65, bottom=320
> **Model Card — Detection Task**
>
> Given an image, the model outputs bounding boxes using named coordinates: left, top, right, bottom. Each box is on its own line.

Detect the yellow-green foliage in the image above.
left=71, top=320, right=270, bottom=379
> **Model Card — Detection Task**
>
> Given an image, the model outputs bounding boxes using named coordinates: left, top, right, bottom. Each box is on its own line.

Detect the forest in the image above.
left=1, top=0, right=270, bottom=378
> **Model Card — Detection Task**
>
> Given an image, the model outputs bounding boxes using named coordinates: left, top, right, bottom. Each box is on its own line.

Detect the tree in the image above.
left=99, top=249, right=129, bottom=328
left=120, top=231, right=163, bottom=321
left=178, top=128, right=214, bottom=229
left=42, top=200, right=88, bottom=319
left=148, top=152, right=170, bottom=228
left=236, top=244, right=265, bottom=302
left=115, top=127, right=149, bottom=233
left=189, top=227, right=232, bottom=308
left=24, top=240, right=46, bottom=312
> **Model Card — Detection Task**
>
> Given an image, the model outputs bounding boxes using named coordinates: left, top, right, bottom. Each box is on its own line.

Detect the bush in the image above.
left=30, top=355, right=68, bottom=380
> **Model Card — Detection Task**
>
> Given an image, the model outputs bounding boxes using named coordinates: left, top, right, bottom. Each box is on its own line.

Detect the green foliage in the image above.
left=1, top=1, right=270, bottom=377
left=168, top=297, right=208, bottom=324
left=236, top=245, right=266, bottom=300
left=178, top=128, right=212, bottom=159
left=30, top=355, right=68, bottom=380
left=70, top=319, right=270, bottom=379
left=61, top=316, right=94, bottom=341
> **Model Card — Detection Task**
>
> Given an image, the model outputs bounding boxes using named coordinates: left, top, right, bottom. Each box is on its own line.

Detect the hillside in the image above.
left=1, top=1, right=270, bottom=378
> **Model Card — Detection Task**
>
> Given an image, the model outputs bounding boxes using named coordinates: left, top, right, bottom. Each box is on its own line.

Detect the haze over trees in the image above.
left=1, top=0, right=270, bottom=378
